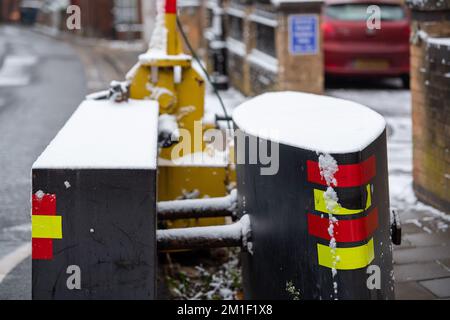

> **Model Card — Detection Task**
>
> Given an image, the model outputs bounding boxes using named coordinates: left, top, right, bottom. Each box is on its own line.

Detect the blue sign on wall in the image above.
left=288, top=14, right=319, bottom=55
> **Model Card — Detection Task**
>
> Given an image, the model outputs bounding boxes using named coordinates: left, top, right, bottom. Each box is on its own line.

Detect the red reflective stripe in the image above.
left=32, top=238, right=53, bottom=260
left=307, top=156, right=376, bottom=187
left=32, top=194, right=56, bottom=260
left=307, top=208, right=379, bottom=243
left=32, top=194, right=56, bottom=216
left=165, top=0, right=177, bottom=13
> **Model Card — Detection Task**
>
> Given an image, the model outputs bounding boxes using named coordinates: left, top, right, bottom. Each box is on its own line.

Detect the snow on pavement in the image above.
left=326, top=88, right=411, bottom=117
left=326, top=84, right=449, bottom=228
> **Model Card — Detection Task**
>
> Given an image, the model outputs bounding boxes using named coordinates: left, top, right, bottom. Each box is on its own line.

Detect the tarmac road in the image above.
left=0, top=25, right=86, bottom=299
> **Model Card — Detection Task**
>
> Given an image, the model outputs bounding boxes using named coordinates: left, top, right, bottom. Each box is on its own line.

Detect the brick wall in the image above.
left=277, top=5, right=324, bottom=95
left=220, top=0, right=324, bottom=97
left=72, top=0, right=142, bottom=40
left=1, top=0, right=20, bottom=22
left=179, top=1, right=204, bottom=52
left=226, top=1, right=253, bottom=95
left=76, top=0, right=115, bottom=38
left=409, top=0, right=450, bottom=213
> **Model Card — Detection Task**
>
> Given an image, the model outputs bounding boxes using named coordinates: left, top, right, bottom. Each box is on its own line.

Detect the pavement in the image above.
left=0, top=24, right=448, bottom=300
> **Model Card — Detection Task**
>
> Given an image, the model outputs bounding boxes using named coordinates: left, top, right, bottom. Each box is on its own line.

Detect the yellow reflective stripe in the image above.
left=314, top=184, right=372, bottom=216
left=317, top=238, right=375, bottom=270
left=32, top=216, right=62, bottom=239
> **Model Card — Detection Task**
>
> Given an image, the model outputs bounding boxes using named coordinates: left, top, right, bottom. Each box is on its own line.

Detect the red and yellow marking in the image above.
left=32, top=193, right=62, bottom=260
left=307, top=156, right=376, bottom=188
left=164, top=0, right=181, bottom=56
left=307, top=156, right=379, bottom=270
left=307, top=208, right=379, bottom=243
left=32, top=216, right=62, bottom=239
left=313, top=184, right=372, bottom=215
left=317, top=239, right=375, bottom=270
left=165, top=0, right=177, bottom=13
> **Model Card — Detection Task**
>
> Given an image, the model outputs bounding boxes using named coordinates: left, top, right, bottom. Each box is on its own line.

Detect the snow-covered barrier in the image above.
left=233, top=92, right=395, bottom=300
left=31, top=99, right=159, bottom=300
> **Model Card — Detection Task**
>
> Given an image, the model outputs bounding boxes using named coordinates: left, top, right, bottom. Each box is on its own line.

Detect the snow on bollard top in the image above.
left=33, top=99, right=160, bottom=170
left=232, top=91, right=386, bottom=154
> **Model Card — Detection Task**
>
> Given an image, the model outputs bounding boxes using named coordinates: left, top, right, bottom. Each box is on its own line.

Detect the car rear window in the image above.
left=325, top=4, right=405, bottom=21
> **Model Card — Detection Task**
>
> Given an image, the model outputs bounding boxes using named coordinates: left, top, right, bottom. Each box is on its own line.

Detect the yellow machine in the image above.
left=127, top=0, right=234, bottom=228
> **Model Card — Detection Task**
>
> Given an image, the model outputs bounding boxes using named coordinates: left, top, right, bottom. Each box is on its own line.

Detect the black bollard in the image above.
left=31, top=99, right=159, bottom=300
left=233, top=92, right=395, bottom=300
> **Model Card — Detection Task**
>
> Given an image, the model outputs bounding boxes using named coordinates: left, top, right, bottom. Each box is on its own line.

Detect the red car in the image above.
left=323, top=0, right=411, bottom=87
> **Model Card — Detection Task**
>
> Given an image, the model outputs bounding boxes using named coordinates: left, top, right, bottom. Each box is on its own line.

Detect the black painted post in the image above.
left=31, top=100, right=159, bottom=300
left=233, top=92, right=395, bottom=300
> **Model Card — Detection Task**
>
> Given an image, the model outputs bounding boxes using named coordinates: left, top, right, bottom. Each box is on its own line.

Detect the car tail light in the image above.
left=403, top=25, right=411, bottom=40
left=322, top=21, right=336, bottom=40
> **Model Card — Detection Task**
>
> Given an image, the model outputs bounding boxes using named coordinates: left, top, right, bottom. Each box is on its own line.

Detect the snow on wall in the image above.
left=33, top=99, right=160, bottom=170
left=247, top=49, right=279, bottom=73
left=226, top=7, right=246, bottom=18
left=227, top=38, right=246, bottom=57
left=249, top=14, right=278, bottom=27
left=232, top=92, right=386, bottom=154
left=178, top=0, right=201, bottom=7
left=427, top=37, right=450, bottom=47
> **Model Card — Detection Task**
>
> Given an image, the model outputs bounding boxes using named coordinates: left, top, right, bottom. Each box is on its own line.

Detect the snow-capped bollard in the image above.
left=233, top=92, right=395, bottom=300
left=31, top=99, right=159, bottom=300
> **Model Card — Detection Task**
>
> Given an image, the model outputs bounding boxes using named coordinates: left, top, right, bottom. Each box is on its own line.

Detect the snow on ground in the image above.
left=0, top=55, right=38, bottom=87
left=166, top=248, right=242, bottom=300
left=326, top=88, right=411, bottom=117
left=327, top=81, right=449, bottom=227
left=195, top=59, right=246, bottom=126
left=203, top=86, right=246, bottom=125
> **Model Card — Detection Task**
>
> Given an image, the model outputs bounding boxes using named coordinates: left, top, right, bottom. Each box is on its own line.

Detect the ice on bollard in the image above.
left=233, top=92, right=394, bottom=300
left=32, top=99, right=159, bottom=300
